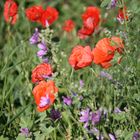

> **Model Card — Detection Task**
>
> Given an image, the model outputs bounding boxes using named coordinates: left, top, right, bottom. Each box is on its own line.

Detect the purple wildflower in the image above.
left=107, top=0, right=117, bottom=9
left=109, top=133, right=116, bottom=140
left=79, top=80, right=84, bottom=88
left=42, top=58, right=49, bottom=63
left=37, top=50, right=47, bottom=58
left=99, top=71, right=113, bottom=80
left=62, top=96, right=72, bottom=106
left=50, top=109, right=61, bottom=121
left=38, top=42, right=47, bottom=51
left=20, top=128, right=30, bottom=137
left=114, top=107, right=122, bottom=113
left=79, top=108, right=90, bottom=128
left=111, top=0, right=117, bottom=8
left=39, top=94, right=50, bottom=108
left=132, top=131, right=140, bottom=140
left=91, top=110, right=101, bottom=125
left=29, top=28, right=39, bottom=45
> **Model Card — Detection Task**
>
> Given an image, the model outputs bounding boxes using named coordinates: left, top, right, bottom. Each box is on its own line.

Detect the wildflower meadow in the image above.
left=0, top=0, right=140, bottom=139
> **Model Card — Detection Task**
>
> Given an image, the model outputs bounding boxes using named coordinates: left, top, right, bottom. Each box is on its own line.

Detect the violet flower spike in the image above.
left=107, top=0, right=117, bottom=9
left=79, top=108, right=90, bottom=128
left=42, top=58, right=49, bottom=63
left=91, top=110, right=101, bottom=125
left=20, top=128, right=30, bottom=137
left=38, top=42, right=47, bottom=51
left=29, top=28, right=39, bottom=45
left=37, top=50, right=47, bottom=58
left=62, top=96, right=72, bottom=106
left=132, top=131, right=140, bottom=140
left=111, top=0, right=117, bottom=8
left=50, top=109, right=61, bottom=121
left=39, top=94, right=50, bottom=108
left=109, top=133, right=116, bottom=140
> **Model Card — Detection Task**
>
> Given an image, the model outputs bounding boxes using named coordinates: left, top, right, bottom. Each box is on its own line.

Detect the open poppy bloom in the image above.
left=117, top=6, right=128, bottom=24
left=63, top=19, right=75, bottom=32
left=92, top=37, right=124, bottom=68
left=25, top=6, right=44, bottom=22
left=32, top=81, right=58, bottom=112
left=69, top=45, right=93, bottom=70
left=25, top=6, right=59, bottom=27
left=31, top=63, right=53, bottom=83
left=4, top=0, right=18, bottom=24
left=78, top=6, right=100, bottom=39
left=40, top=6, right=59, bottom=27
left=78, top=26, right=94, bottom=39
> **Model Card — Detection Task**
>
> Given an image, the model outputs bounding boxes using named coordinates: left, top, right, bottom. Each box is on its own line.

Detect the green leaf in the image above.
left=0, top=136, right=9, bottom=140
left=100, top=0, right=111, bottom=7
left=16, top=135, right=26, bottom=140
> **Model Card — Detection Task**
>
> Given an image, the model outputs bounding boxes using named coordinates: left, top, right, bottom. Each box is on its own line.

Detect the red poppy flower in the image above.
left=78, top=6, right=100, bottom=39
left=111, top=36, right=124, bottom=54
left=117, top=6, right=128, bottom=23
left=78, top=26, right=94, bottom=39
left=69, top=45, right=93, bottom=70
left=4, top=0, right=18, bottom=24
left=31, top=63, right=53, bottom=83
left=40, top=6, right=59, bottom=27
left=82, top=6, right=100, bottom=30
left=63, top=19, right=75, bottom=32
left=92, top=37, right=124, bottom=68
left=25, top=6, right=44, bottom=22
left=32, top=81, right=58, bottom=112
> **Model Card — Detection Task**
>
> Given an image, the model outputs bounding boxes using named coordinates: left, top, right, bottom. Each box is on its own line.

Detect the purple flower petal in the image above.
left=42, top=58, right=49, bottom=63
left=20, top=128, right=30, bottom=137
left=111, top=0, right=117, bottom=8
left=29, top=28, right=39, bottom=45
left=132, top=131, right=140, bottom=140
left=62, top=96, right=72, bottom=106
left=38, top=42, right=47, bottom=51
left=39, top=94, right=50, bottom=108
left=37, top=50, right=47, bottom=58
left=91, top=110, right=101, bottom=125
left=79, top=108, right=90, bottom=123
left=50, top=109, right=61, bottom=121
left=109, top=133, right=116, bottom=140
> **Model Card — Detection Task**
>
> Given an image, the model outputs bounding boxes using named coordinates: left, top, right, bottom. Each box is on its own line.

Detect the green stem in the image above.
left=1, top=101, right=33, bottom=133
